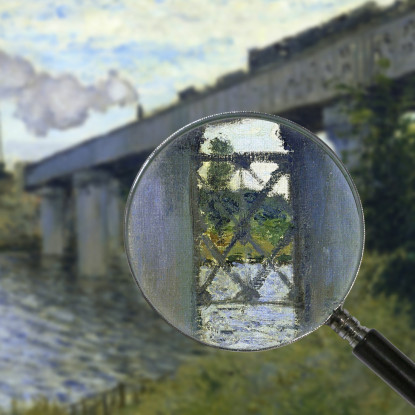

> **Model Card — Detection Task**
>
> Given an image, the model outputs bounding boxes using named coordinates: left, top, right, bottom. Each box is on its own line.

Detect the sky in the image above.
left=200, top=118, right=290, bottom=197
left=0, top=0, right=395, bottom=166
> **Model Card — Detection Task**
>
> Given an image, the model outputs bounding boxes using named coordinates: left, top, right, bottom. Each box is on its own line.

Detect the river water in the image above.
left=198, top=263, right=297, bottom=350
left=0, top=252, right=204, bottom=408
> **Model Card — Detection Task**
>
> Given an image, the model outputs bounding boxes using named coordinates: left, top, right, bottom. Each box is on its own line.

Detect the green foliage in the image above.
left=3, top=398, right=69, bottom=415
left=375, top=247, right=415, bottom=319
left=23, top=400, right=68, bottom=415
left=207, top=162, right=234, bottom=190
left=13, top=256, right=413, bottom=414
left=338, top=61, right=415, bottom=316
left=199, top=187, right=238, bottom=238
left=338, top=62, right=415, bottom=252
left=200, top=138, right=292, bottom=262
left=201, top=137, right=236, bottom=239
left=251, top=200, right=292, bottom=248
left=207, top=137, right=234, bottom=190
left=199, top=189, right=292, bottom=262
left=117, top=253, right=414, bottom=415
left=0, top=173, right=40, bottom=251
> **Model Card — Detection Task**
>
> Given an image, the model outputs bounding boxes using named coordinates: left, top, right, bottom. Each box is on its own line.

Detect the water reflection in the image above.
left=0, top=253, right=202, bottom=408
left=194, top=121, right=295, bottom=349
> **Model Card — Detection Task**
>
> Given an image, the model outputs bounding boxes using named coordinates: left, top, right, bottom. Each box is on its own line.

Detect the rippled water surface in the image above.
left=0, top=253, right=203, bottom=408
left=198, top=263, right=297, bottom=349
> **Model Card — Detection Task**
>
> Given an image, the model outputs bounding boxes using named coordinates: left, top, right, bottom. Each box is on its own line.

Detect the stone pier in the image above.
left=73, top=170, right=122, bottom=278
left=39, top=187, right=66, bottom=256
left=107, top=178, right=122, bottom=254
left=322, top=101, right=363, bottom=166
left=25, top=1, right=415, bottom=280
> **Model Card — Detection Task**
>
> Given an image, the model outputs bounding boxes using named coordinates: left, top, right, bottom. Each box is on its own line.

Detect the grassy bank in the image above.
left=115, top=253, right=414, bottom=415
left=0, top=172, right=40, bottom=252
left=4, top=253, right=413, bottom=415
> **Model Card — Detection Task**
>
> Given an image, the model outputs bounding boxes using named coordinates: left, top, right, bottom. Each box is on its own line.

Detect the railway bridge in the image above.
left=24, top=1, right=415, bottom=276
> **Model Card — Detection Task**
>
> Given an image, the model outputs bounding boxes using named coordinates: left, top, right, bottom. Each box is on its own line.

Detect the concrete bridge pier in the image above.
left=107, top=177, right=122, bottom=255
left=39, top=186, right=67, bottom=257
left=322, top=101, right=362, bottom=165
left=73, top=170, right=122, bottom=278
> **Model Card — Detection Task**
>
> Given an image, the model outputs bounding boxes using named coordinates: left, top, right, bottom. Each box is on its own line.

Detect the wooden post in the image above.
left=133, top=388, right=140, bottom=404
left=108, top=387, right=115, bottom=408
left=89, top=402, right=97, bottom=415
left=10, top=399, right=18, bottom=415
left=118, top=383, right=126, bottom=408
left=101, top=393, right=109, bottom=415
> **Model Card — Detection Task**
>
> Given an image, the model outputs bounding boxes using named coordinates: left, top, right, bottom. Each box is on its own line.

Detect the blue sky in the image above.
left=0, top=0, right=394, bottom=165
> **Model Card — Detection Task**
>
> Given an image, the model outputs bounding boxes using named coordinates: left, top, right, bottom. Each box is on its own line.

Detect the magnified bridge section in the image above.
left=125, top=114, right=364, bottom=351
left=190, top=120, right=303, bottom=349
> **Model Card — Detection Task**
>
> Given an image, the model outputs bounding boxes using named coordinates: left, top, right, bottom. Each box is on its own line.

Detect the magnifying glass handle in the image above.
left=328, top=308, right=415, bottom=406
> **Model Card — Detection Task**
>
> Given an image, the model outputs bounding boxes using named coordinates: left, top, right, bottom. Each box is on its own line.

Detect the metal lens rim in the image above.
left=124, top=111, right=365, bottom=351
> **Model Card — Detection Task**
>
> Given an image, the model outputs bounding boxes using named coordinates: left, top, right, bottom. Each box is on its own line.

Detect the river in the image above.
left=0, top=252, right=204, bottom=408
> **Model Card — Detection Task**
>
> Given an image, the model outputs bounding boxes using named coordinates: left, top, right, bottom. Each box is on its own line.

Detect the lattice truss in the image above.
left=191, top=147, right=296, bottom=307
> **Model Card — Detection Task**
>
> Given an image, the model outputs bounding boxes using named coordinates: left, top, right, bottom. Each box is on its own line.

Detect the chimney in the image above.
left=0, top=111, right=4, bottom=172
left=137, top=104, right=144, bottom=121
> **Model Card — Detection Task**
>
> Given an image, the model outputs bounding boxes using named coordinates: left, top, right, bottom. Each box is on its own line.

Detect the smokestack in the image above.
left=0, top=110, right=4, bottom=171
left=137, top=104, right=144, bottom=121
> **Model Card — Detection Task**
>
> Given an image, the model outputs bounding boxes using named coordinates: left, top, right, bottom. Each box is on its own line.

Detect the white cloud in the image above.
left=0, top=50, right=138, bottom=136
left=2, top=101, right=137, bottom=165
left=0, top=0, right=396, bottom=161
left=8, top=0, right=393, bottom=51
left=0, top=51, right=36, bottom=97
left=0, top=0, right=397, bottom=113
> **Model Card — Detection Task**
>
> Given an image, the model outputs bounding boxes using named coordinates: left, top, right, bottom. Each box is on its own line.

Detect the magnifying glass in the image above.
left=124, top=112, right=415, bottom=405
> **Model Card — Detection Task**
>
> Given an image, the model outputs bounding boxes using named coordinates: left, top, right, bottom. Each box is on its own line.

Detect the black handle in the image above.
left=328, top=308, right=415, bottom=406
left=353, top=329, right=415, bottom=405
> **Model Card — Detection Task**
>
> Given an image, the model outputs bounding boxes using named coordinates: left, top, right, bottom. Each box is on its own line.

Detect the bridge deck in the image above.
left=25, top=3, right=415, bottom=189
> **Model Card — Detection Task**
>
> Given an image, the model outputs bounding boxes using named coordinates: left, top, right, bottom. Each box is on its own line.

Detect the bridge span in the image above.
left=25, top=1, right=415, bottom=276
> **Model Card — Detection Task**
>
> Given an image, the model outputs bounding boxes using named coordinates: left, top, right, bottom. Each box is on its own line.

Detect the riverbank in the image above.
left=2, top=253, right=414, bottom=414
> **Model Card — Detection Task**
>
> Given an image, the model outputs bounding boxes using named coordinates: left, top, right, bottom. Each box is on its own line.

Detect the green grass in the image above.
left=114, top=253, right=414, bottom=415
left=10, top=253, right=414, bottom=415
left=3, top=399, right=69, bottom=415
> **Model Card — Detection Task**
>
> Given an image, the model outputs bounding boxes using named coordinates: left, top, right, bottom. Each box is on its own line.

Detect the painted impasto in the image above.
left=126, top=113, right=364, bottom=350
left=194, top=120, right=295, bottom=349
left=2, top=0, right=413, bottom=412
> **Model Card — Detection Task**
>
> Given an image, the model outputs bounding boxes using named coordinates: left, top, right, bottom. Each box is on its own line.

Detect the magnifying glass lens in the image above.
left=125, top=114, right=364, bottom=351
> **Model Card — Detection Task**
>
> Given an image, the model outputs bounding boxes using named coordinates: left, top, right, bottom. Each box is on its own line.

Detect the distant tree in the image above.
left=200, top=137, right=292, bottom=263
left=339, top=59, right=415, bottom=314
left=206, top=137, right=234, bottom=190
left=199, top=137, right=236, bottom=248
